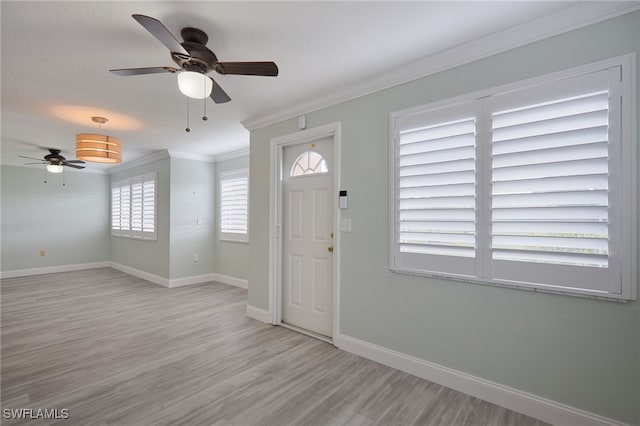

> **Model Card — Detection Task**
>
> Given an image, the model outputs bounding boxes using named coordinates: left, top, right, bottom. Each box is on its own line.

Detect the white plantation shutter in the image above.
left=142, top=179, right=155, bottom=233
left=391, top=59, right=634, bottom=299
left=131, top=182, right=143, bottom=231
left=111, top=184, right=130, bottom=232
left=220, top=170, right=248, bottom=241
left=488, top=70, right=616, bottom=292
left=111, top=186, right=122, bottom=230
left=111, top=173, right=157, bottom=240
left=393, top=104, right=478, bottom=277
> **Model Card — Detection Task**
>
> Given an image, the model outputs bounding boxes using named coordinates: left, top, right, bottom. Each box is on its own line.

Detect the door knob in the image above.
left=328, top=246, right=334, bottom=253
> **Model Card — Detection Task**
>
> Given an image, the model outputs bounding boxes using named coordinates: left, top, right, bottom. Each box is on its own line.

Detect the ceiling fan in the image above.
left=110, top=14, right=279, bottom=103
left=19, top=149, right=85, bottom=173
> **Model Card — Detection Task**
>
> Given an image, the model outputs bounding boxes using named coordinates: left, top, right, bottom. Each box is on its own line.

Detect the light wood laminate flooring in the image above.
left=1, top=268, right=551, bottom=426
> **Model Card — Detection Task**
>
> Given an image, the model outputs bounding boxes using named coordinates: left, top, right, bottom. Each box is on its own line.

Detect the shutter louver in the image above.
left=398, top=117, right=476, bottom=257
left=491, top=91, right=609, bottom=268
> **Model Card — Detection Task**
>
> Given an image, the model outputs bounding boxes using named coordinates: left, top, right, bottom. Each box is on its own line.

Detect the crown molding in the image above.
left=242, top=2, right=640, bottom=131
left=213, top=147, right=250, bottom=163
left=167, top=150, right=217, bottom=163
left=108, top=149, right=170, bottom=175
left=105, top=147, right=249, bottom=175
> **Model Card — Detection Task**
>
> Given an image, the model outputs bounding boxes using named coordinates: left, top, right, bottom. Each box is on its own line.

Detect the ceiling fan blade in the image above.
left=63, top=160, right=86, bottom=164
left=210, top=77, right=231, bottom=104
left=64, top=164, right=85, bottom=170
left=214, top=62, right=279, bottom=77
left=18, top=155, right=45, bottom=161
left=110, top=66, right=179, bottom=76
left=132, top=14, right=190, bottom=58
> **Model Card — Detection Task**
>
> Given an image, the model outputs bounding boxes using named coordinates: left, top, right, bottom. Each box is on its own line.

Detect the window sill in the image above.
left=219, top=237, right=249, bottom=244
left=390, top=267, right=630, bottom=303
left=111, top=233, right=157, bottom=242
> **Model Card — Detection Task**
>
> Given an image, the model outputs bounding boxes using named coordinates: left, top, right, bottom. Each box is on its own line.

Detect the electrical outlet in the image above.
left=193, top=254, right=199, bottom=262
left=39, top=250, right=46, bottom=256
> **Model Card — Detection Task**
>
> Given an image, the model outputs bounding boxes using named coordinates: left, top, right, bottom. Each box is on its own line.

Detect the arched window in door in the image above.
left=290, top=151, right=328, bottom=177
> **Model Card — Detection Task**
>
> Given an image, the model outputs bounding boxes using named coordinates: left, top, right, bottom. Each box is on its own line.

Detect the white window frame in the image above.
left=389, top=55, right=636, bottom=301
left=111, top=172, right=158, bottom=241
left=219, top=169, right=249, bottom=243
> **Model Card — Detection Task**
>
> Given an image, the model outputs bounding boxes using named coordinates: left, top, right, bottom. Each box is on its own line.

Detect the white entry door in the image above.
left=282, top=137, right=334, bottom=337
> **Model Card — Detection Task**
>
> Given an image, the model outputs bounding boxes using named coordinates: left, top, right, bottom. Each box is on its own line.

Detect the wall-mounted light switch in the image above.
left=193, top=254, right=199, bottom=262
left=340, top=218, right=352, bottom=232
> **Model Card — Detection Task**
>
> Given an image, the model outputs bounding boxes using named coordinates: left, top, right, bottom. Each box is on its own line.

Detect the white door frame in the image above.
left=268, top=122, right=341, bottom=342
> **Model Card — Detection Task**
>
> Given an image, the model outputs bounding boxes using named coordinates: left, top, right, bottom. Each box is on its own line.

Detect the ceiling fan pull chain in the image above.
left=63, top=172, right=66, bottom=187
left=202, top=96, right=208, bottom=121
left=185, top=98, right=191, bottom=133
left=202, top=74, right=208, bottom=121
left=43, top=168, right=47, bottom=184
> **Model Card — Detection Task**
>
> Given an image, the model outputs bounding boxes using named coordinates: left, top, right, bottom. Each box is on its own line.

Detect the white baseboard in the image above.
left=169, top=273, right=218, bottom=288
left=213, top=273, right=248, bottom=289
left=0, top=262, right=111, bottom=279
left=334, top=334, right=630, bottom=426
left=110, top=264, right=247, bottom=290
left=3, top=262, right=247, bottom=291
left=246, top=304, right=271, bottom=323
left=168, top=272, right=247, bottom=288
left=110, top=262, right=170, bottom=287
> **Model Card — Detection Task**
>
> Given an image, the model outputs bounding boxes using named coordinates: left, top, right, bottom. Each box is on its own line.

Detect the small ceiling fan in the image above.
left=109, top=14, right=279, bottom=103
left=19, top=149, right=85, bottom=173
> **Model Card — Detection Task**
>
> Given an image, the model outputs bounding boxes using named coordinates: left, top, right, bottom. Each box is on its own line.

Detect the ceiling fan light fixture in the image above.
left=76, top=133, right=122, bottom=164
left=46, top=164, right=64, bottom=174
left=178, top=71, right=212, bottom=99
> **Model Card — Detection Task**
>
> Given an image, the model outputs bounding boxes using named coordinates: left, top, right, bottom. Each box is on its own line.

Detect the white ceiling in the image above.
left=0, top=1, right=633, bottom=172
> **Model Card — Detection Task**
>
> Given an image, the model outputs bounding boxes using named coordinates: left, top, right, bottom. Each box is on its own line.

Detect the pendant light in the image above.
left=76, top=116, right=122, bottom=164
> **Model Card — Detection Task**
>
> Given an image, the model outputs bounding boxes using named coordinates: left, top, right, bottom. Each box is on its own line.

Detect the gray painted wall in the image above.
left=2, top=154, right=249, bottom=283
left=169, top=157, right=216, bottom=279
left=110, top=157, right=171, bottom=278
left=248, top=12, right=640, bottom=424
left=215, top=155, right=249, bottom=280
left=1, top=166, right=110, bottom=271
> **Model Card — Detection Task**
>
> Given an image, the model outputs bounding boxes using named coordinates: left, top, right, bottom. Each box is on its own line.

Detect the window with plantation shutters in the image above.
left=219, top=169, right=249, bottom=242
left=111, top=173, right=157, bottom=241
left=391, top=56, right=635, bottom=300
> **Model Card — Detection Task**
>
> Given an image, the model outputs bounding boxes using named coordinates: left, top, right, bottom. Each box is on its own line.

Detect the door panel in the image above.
left=289, top=253, right=303, bottom=306
left=282, top=137, right=333, bottom=337
left=313, top=188, right=330, bottom=241
left=289, top=190, right=303, bottom=240
left=312, top=257, right=329, bottom=313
